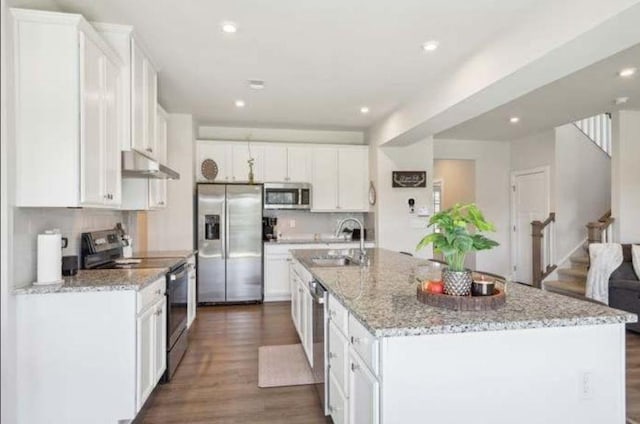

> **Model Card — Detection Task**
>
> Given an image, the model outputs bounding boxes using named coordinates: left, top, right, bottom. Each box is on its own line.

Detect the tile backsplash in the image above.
left=262, top=210, right=372, bottom=240
left=13, top=208, right=136, bottom=288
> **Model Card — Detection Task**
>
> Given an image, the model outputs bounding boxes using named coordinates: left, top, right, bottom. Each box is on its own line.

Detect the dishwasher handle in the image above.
left=309, top=280, right=326, bottom=304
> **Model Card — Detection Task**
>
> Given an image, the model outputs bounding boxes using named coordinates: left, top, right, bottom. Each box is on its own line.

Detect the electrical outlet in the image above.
left=289, top=219, right=296, bottom=229
left=581, top=371, right=594, bottom=400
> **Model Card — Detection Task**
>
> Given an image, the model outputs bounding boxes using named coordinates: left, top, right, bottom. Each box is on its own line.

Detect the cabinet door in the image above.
left=156, top=107, right=168, bottom=163
left=231, top=143, right=264, bottom=182
left=338, top=147, right=368, bottom=211
left=103, top=57, right=122, bottom=206
left=148, top=179, right=166, bottom=209
left=329, top=371, right=349, bottom=424
left=264, top=254, right=291, bottom=301
left=349, top=354, right=379, bottom=424
left=79, top=33, right=105, bottom=206
left=187, top=267, right=197, bottom=328
left=197, top=142, right=231, bottom=182
left=131, top=39, right=145, bottom=153
left=136, top=305, right=155, bottom=411
left=263, top=145, right=288, bottom=182
left=287, top=146, right=312, bottom=182
left=143, top=59, right=157, bottom=159
left=300, top=281, right=314, bottom=367
left=311, top=147, right=338, bottom=211
left=290, top=267, right=301, bottom=336
left=153, top=297, right=167, bottom=384
left=329, top=321, right=349, bottom=394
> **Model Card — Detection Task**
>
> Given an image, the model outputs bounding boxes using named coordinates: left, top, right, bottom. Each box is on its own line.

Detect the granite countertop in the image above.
left=264, top=238, right=375, bottom=245
left=133, top=250, right=197, bottom=259
left=291, top=248, right=637, bottom=338
left=14, top=268, right=168, bottom=295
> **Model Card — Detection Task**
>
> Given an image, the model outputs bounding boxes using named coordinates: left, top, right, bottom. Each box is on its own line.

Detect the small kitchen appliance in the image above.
left=263, top=182, right=311, bottom=210
left=262, top=217, right=278, bottom=241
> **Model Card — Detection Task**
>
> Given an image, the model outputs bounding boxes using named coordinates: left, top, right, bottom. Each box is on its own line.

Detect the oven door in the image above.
left=167, top=264, right=188, bottom=350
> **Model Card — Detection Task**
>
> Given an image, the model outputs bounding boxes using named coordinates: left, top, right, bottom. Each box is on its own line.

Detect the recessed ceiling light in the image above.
left=509, top=116, right=520, bottom=124
left=615, top=96, right=629, bottom=105
left=234, top=99, right=245, bottom=108
left=360, top=106, right=370, bottom=114
left=619, top=67, right=637, bottom=78
left=422, top=40, right=439, bottom=52
left=221, top=21, right=238, bottom=33
left=248, top=80, right=265, bottom=90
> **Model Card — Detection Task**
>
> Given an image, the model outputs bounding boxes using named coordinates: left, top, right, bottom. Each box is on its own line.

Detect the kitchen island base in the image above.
left=380, top=323, right=625, bottom=424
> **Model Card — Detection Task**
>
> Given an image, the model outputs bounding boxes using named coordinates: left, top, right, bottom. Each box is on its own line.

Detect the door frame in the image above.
left=509, top=166, right=551, bottom=283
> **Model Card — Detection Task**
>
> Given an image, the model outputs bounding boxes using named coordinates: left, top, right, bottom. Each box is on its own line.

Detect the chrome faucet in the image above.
left=335, top=217, right=367, bottom=262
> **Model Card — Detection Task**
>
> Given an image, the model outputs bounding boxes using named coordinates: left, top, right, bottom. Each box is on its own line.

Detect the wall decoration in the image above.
left=392, top=171, right=427, bottom=188
left=201, top=159, right=219, bottom=181
left=368, top=181, right=376, bottom=206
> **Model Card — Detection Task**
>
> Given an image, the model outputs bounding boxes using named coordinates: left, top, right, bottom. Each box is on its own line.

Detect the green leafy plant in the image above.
left=417, top=203, right=499, bottom=272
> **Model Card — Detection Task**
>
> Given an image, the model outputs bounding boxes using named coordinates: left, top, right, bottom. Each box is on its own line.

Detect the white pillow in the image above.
left=633, top=245, right=640, bottom=280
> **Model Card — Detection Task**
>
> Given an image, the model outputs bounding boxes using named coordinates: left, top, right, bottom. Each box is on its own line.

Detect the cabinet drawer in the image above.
left=328, top=294, right=348, bottom=336
left=348, top=315, right=379, bottom=375
left=328, top=371, right=348, bottom=424
left=328, top=320, right=349, bottom=394
left=137, top=276, right=166, bottom=313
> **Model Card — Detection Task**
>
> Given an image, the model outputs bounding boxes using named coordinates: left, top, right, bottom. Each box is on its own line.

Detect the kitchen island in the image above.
left=291, top=248, right=636, bottom=424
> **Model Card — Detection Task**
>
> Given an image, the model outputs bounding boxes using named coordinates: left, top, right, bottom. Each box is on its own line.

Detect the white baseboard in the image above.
left=264, top=292, right=291, bottom=302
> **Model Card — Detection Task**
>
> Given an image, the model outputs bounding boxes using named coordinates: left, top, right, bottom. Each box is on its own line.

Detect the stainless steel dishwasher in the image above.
left=310, top=279, right=328, bottom=415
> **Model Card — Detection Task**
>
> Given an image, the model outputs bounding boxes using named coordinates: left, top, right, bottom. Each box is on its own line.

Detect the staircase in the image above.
left=542, top=211, right=614, bottom=300
left=544, top=249, right=588, bottom=299
left=573, top=113, right=612, bottom=156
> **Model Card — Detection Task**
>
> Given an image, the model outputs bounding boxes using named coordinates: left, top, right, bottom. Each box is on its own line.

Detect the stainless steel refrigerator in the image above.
left=196, top=183, right=263, bottom=303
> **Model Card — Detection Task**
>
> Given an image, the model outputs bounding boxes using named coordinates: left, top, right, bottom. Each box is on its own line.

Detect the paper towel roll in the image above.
left=36, top=230, right=63, bottom=284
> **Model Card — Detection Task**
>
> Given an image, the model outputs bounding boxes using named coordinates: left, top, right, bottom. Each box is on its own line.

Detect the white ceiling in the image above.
left=48, top=0, right=554, bottom=129
left=435, top=42, right=640, bottom=141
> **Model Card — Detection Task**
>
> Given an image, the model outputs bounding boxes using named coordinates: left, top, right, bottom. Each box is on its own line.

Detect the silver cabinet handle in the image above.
left=156, top=289, right=162, bottom=295
left=158, top=201, right=165, bottom=206
left=155, top=308, right=162, bottom=316
left=351, top=362, right=359, bottom=372
left=350, top=336, right=360, bottom=345
left=328, top=352, right=336, bottom=359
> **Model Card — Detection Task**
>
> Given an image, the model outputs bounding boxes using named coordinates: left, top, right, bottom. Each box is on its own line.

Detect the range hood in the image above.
left=121, top=150, right=180, bottom=180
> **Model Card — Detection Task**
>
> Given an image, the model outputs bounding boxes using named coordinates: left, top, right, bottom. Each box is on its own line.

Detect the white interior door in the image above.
left=512, top=169, right=549, bottom=284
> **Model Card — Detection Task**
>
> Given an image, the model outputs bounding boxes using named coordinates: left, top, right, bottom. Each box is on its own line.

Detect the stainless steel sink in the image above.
left=310, top=255, right=357, bottom=267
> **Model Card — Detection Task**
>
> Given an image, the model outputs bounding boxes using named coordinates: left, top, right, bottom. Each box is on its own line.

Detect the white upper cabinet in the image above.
left=196, top=141, right=232, bottom=182
left=13, top=9, right=123, bottom=208
left=312, top=146, right=369, bottom=212
left=311, top=147, right=339, bottom=211
left=95, top=24, right=158, bottom=161
left=287, top=146, right=312, bottom=183
left=263, top=146, right=288, bottom=181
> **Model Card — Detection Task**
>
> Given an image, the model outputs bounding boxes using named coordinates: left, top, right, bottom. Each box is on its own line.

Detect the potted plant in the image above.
left=417, top=203, right=499, bottom=296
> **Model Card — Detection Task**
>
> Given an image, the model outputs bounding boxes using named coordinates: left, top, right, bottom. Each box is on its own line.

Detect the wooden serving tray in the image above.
left=416, top=286, right=506, bottom=311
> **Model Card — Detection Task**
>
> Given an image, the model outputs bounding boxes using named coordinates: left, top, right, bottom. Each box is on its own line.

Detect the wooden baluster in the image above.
left=531, top=220, right=544, bottom=288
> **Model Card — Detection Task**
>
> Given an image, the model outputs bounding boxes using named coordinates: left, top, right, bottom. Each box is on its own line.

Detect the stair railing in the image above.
left=573, top=113, right=612, bottom=156
left=532, top=212, right=557, bottom=288
left=586, top=210, right=614, bottom=244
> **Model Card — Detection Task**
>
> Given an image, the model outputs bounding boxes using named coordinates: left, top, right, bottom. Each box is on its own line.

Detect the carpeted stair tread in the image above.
left=557, top=267, right=589, bottom=280
left=544, top=279, right=587, bottom=298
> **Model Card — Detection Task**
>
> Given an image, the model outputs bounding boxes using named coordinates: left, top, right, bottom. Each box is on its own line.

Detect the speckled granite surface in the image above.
left=14, top=268, right=168, bottom=295
left=133, top=250, right=197, bottom=259
left=264, top=239, right=375, bottom=245
left=291, top=248, right=637, bottom=337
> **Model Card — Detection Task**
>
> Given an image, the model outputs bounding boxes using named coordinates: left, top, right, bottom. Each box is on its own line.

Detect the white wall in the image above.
left=434, top=139, right=511, bottom=276
left=611, top=110, right=640, bottom=243
left=198, top=125, right=365, bottom=145
left=371, top=138, right=433, bottom=257
left=555, top=124, right=611, bottom=258
left=147, top=114, right=195, bottom=250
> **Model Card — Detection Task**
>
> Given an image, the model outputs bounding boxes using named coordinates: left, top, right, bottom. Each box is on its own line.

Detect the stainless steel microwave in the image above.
left=263, top=182, right=311, bottom=210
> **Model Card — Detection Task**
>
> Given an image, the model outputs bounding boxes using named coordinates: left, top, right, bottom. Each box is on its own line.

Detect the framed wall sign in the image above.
left=392, top=171, right=427, bottom=188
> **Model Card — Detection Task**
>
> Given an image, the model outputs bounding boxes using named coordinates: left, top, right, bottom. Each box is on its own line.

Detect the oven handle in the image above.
left=169, top=265, right=188, bottom=282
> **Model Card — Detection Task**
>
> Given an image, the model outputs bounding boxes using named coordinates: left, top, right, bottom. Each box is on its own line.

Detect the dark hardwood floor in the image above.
left=135, top=302, right=330, bottom=424
left=137, top=302, right=640, bottom=423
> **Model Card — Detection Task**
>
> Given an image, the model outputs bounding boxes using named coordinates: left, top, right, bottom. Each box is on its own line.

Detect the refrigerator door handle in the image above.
left=224, top=190, right=229, bottom=260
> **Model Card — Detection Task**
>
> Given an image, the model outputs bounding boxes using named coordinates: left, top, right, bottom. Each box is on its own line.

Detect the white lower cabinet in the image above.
left=329, top=371, right=349, bottom=424
left=289, top=258, right=314, bottom=366
left=187, top=258, right=197, bottom=328
left=326, top=292, right=380, bottom=424
left=16, top=276, right=167, bottom=423
left=348, top=352, right=380, bottom=424
left=264, top=252, right=292, bottom=301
